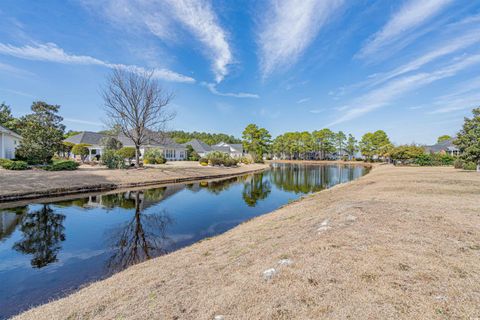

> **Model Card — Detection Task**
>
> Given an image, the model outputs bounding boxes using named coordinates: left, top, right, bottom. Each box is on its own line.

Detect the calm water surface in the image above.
left=0, top=163, right=369, bottom=318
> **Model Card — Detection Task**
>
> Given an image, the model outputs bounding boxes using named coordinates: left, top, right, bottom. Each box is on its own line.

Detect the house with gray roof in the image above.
left=212, top=142, right=244, bottom=158
left=425, top=138, right=460, bottom=156
left=182, top=139, right=244, bottom=158
left=182, top=139, right=213, bottom=157
left=0, top=124, right=22, bottom=159
left=65, top=131, right=187, bottom=161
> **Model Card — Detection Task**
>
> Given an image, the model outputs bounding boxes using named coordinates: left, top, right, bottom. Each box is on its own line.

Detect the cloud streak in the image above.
left=357, top=0, right=453, bottom=58
left=81, top=0, right=232, bottom=83
left=329, top=54, right=480, bottom=126
left=257, top=0, right=344, bottom=78
left=202, top=82, right=259, bottom=99
left=0, top=42, right=195, bottom=83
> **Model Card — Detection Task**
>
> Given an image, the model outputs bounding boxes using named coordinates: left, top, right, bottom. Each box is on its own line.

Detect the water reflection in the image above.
left=106, top=191, right=173, bottom=273
left=242, top=173, right=272, bottom=207
left=13, top=205, right=66, bottom=268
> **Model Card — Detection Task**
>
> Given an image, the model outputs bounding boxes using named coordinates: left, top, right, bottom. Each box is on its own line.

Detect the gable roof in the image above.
left=64, top=131, right=107, bottom=145
left=425, top=138, right=459, bottom=153
left=213, top=142, right=243, bottom=153
left=183, top=139, right=212, bottom=153
left=64, top=130, right=185, bottom=149
left=0, top=124, right=22, bottom=139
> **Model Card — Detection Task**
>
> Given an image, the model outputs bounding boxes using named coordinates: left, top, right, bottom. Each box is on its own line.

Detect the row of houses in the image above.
left=64, top=132, right=244, bottom=161
left=0, top=124, right=462, bottom=162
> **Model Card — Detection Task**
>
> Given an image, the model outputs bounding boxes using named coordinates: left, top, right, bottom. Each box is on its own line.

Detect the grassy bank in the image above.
left=0, top=162, right=268, bottom=203
left=14, top=165, right=480, bottom=319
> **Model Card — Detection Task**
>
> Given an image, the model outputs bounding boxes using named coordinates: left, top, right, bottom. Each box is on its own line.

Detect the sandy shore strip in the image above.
left=13, top=165, right=480, bottom=319
left=0, top=162, right=268, bottom=202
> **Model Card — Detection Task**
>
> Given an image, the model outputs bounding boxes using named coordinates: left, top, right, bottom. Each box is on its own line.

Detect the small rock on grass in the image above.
left=263, top=268, right=277, bottom=280
left=346, top=215, right=357, bottom=222
left=278, top=259, right=293, bottom=266
left=317, top=219, right=331, bottom=232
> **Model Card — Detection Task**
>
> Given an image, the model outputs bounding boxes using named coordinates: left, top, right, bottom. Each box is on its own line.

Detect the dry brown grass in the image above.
left=14, top=165, right=480, bottom=319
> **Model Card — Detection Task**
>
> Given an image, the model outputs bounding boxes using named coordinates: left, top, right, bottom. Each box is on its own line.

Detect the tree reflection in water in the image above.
left=13, top=205, right=66, bottom=268
left=106, top=191, right=173, bottom=273
left=242, top=173, right=272, bottom=207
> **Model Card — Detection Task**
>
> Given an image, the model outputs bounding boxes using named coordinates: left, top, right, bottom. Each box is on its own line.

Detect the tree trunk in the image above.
left=135, top=146, right=141, bottom=168
left=477, top=160, right=480, bottom=172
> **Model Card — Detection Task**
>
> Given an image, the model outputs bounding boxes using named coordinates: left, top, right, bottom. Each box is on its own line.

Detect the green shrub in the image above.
left=0, top=158, right=13, bottom=168
left=44, top=160, right=79, bottom=171
left=116, top=147, right=136, bottom=163
left=414, top=153, right=454, bottom=166
left=239, top=155, right=254, bottom=164
left=72, top=143, right=91, bottom=162
left=143, top=148, right=166, bottom=164
left=453, top=158, right=464, bottom=169
left=203, top=151, right=238, bottom=167
left=462, top=162, right=477, bottom=171
left=102, top=149, right=127, bottom=169
left=199, top=157, right=208, bottom=166
left=2, top=160, right=29, bottom=170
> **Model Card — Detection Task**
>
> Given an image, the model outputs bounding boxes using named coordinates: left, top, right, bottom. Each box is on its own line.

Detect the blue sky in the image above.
left=0, top=0, right=479, bottom=144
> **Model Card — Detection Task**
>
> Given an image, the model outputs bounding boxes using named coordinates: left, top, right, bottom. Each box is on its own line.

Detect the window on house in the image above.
left=91, top=149, right=97, bottom=155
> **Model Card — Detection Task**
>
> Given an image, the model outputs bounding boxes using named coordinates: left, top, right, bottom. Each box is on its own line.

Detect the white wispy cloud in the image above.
left=297, top=98, right=310, bottom=104
left=428, top=76, right=480, bottom=114
left=64, top=118, right=104, bottom=126
left=80, top=0, right=232, bottom=83
left=202, top=82, right=259, bottom=99
left=357, top=0, right=453, bottom=58
left=168, top=0, right=231, bottom=83
left=0, top=61, right=35, bottom=77
left=364, top=27, right=480, bottom=88
left=257, top=0, right=344, bottom=78
left=0, top=42, right=195, bottom=83
left=329, top=54, right=480, bottom=126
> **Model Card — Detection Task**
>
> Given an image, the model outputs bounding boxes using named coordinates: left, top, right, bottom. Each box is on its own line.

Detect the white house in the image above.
left=212, top=142, right=244, bottom=158
left=183, top=139, right=245, bottom=158
left=182, top=139, right=213, bottom=157
left=65, top=130, right=187, bottom=161
left=0, top=124, right=22, bottom=159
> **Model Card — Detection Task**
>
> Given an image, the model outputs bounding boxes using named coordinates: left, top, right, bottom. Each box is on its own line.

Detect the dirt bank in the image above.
left=0, top=162, right=268, bottom=202
left=14, top=165, right=480, bottom=319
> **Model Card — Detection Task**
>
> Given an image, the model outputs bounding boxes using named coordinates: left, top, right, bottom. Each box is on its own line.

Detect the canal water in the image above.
left=0, top=163, right=369, bottom=318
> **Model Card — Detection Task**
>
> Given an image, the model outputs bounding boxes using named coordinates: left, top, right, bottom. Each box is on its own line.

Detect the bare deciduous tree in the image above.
left=102, top=68, right=174, bottom=167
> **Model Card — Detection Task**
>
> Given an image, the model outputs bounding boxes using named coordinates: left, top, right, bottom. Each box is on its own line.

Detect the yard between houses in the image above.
left=13, top=165, right=480, bottom=319
left=0, top=161, right=268, bottom=202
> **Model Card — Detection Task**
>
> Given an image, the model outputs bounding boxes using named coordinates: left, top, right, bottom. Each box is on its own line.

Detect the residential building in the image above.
left=183, top=139, right=245, bottom=158
left=64, top=130, right=187, bottom=161
left=425, top=138, right=460, bottom=156
left=182, top=139, right=213, bottom=157
left=0, top=125, right=22, bottom=159
left=212, top=142, right=244, bottom=158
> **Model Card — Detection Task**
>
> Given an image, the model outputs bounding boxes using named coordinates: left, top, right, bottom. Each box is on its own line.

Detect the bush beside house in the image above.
left=0, top=159, right=29, bottom=170
left=43, top=160, right=79, bottom=171
left=143, top=148, right=166, bottom=164
left=116, top=147, right=136, bottom=164
left=200, top=151, right=238, bottom=167
left=71, top=143, right=91, bottom=162
left=101, top=149, right=128, bottom=169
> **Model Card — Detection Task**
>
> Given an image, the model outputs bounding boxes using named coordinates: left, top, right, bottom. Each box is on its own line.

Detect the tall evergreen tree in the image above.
left=242, top=124, right=271, bottom=162
left=16, top=101, right=65, bottom=164
left=455, top=107, right=480, bottom=172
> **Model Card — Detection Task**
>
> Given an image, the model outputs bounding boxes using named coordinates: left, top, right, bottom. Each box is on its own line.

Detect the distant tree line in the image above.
left=169, top=130, right=241, bottom=145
